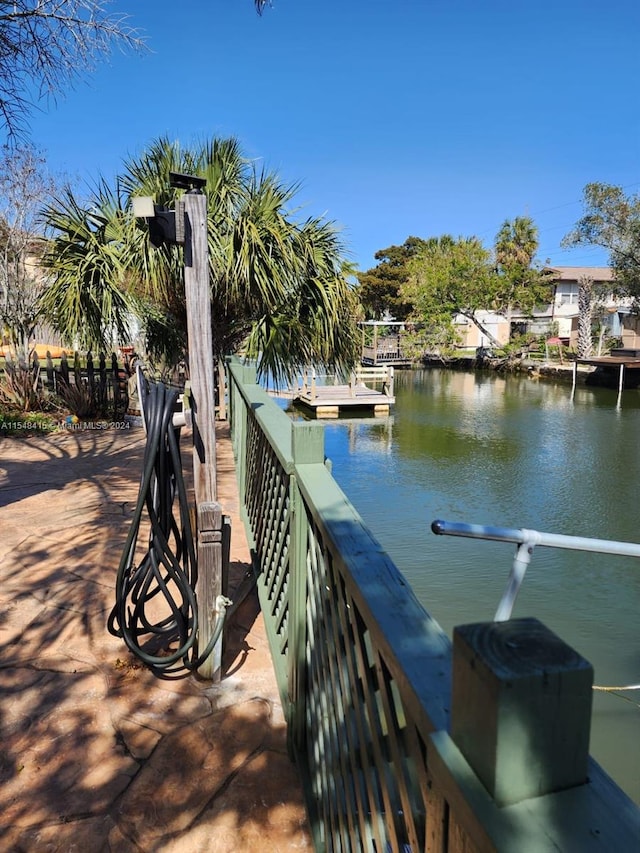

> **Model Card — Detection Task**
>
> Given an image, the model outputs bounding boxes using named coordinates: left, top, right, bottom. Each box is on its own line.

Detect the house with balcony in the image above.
left=539, top=266, right=620, bottom=346
left=452, top=266, right=638, bottom=351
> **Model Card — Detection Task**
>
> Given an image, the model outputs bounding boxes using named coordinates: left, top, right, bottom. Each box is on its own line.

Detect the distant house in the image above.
left=453, top=266, right=638, bottom=351
left=538, top=267, right=617, bottom=345
left=452, top=311, right=510, bottom=350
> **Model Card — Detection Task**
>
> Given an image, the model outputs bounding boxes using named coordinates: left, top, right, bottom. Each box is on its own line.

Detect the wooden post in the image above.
left=196, top=501, right=224, bottom=680
left=451, top=617, right=593, bottom=806
left=216, top=359, right=227, bottom=421
left=386, top=365, right=394, bottom=398
left=87, top=351, right=95, bottom=398
left=111, top=353, right=121, bottom=418
left=60, top=351, right=69, bottom=385
left=183, top=190, right=224, bottom=681
left=98, top=353, right=107, bottom=411
left=73, top=351, right=81, bottom=387
left=616, top=363, right=625, bottom=410
left=45, top=351, right=54, bottom=392
left=184, top=190, right=216, bottom=503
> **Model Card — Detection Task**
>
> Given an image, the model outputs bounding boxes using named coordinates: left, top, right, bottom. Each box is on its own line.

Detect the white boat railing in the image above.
left=431, top=518, right=640, bottom=622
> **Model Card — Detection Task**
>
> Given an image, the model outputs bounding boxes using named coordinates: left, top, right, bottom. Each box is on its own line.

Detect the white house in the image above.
left=453, top=266, right=636, bottom=351
left=538, top=266, right=619, bottom=344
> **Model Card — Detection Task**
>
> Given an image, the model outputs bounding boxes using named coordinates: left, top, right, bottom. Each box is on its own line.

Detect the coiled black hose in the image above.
left=107, top=377, right=227, bottom=678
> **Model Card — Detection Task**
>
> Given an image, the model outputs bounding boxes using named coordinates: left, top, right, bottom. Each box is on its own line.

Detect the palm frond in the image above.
left=39, top=183, right=135, bottom=349
left=40, top=134, right=358, bottom=379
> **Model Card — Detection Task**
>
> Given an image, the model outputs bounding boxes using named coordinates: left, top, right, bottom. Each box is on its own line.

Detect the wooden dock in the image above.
left=293, top=366, right=395, bottom=418
left=575, top=352, right=640, bottom=393
left=359, top=320, right=413, bottom=367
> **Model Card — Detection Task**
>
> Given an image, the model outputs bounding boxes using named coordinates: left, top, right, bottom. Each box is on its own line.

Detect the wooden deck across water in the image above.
left=577, top=355, right=640, bottom=369
left=293, top=366, right=395, bottom=418
left=574, top=352, right=640, bottom=395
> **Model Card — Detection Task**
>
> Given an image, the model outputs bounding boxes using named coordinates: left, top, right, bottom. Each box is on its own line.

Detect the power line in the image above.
left=479, top=205, right=633, bottom=267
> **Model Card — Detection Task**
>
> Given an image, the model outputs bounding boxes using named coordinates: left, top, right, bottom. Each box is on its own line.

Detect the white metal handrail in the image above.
left=431, top=519, right=640, bottom=622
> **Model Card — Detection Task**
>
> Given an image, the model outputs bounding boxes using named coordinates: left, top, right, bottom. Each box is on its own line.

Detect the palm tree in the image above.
left=494, top=216, right=550, bottom=333
left=495, top=216, right=538, bottom=270
left=39, top=180, right=138, bottom=350
left=40, top=136, right=360, bottom=383
left=577, top=275, right=594, bottom=357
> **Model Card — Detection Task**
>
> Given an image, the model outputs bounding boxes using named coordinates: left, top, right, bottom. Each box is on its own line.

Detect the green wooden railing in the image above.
left=227, top=359, right=640, bottom=852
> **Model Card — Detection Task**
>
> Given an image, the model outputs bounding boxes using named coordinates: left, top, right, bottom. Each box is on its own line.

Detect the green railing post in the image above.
left=288, top=421, right=325, bottom=754
left=228, top=359, right=256, bottom=509
left=451, top=618, right=593, bottom=805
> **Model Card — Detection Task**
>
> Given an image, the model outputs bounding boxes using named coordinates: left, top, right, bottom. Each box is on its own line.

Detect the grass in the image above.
left=0, top=409, right=61, bottom=436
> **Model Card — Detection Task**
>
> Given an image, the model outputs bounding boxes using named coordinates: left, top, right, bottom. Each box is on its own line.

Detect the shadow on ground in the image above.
left=0, top=430, right=310, bottom=852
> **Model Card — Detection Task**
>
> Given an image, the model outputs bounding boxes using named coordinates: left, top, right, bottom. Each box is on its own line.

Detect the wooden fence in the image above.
left=227, top=357, right=640, bottom=852
left=3, top=349, right=130, bottom=419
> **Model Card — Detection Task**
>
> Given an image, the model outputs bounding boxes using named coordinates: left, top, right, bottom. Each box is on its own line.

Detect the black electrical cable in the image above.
left=107, top=376, right=228, bottom=679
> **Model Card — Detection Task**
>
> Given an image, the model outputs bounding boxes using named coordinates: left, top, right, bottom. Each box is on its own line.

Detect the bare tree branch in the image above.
left=0, top=143, right=59, bottom=358
left=0, top=1, right=146, bottom=140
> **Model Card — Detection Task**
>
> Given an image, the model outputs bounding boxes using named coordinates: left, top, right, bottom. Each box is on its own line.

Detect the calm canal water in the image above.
left=289, top=367, right=640, bottom=804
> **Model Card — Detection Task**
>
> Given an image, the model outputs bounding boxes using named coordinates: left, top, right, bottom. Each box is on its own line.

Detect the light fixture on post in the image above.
left=131, top=196, right=155, bottom=218
left=131, top=192, right=184, bottom=248
left=168, top=171, right=206, bottom=192
left=132, top=173, right=225, bottom=682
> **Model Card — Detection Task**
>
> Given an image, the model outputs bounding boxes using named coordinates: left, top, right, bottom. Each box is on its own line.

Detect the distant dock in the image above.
left=293, top=366, right=395, bottom=418
left=571, top=349, right=640, bottom=405
left=360, top=320, right=413, bottom=367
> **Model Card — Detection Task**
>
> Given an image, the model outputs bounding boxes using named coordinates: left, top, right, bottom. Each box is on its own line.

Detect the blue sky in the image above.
left=25, top=0, right=640, bottom=271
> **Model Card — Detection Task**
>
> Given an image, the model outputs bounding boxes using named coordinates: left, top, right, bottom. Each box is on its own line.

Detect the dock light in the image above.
left=131, top=194, right=184, bottom=247
left=131, top=196, right=155, bottom=218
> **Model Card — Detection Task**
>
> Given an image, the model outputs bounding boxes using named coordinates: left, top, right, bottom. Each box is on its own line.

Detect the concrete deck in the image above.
left=0, top=423, right=311, bottom=851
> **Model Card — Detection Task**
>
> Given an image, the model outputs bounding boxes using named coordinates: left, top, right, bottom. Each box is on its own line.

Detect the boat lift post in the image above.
left=431, top=518, right=640, bottom=621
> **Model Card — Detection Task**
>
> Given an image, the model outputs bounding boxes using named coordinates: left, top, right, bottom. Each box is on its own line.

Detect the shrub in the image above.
left=0, top=359, right=47, bottom=412
left=56, top=377, right=102, bottom=419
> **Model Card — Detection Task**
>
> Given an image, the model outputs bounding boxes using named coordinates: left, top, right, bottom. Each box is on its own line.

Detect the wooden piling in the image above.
left=451, top=617, right=593, bottom=806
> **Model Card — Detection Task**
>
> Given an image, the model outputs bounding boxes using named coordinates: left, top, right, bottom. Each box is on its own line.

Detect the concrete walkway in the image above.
left=0, top=423, right=311, bottom=851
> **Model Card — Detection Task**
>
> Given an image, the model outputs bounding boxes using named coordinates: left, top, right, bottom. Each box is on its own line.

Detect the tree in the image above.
left=0, top=1, right=145, bottom=140
left=39, top=179, right=137, bottom=351
left=401, top=235, right=504, bottom=349
left=41, top=136, right=360, bottom=383
left=356, top=236, right=425, bottom=320
left=576, top=274, right=594, bottom=357
left=495, top=216, right=538, bottom=269
left=0, top=144, right=57, bottom=360
left=494, top=216, right=552, bottom=329
left=562, top=183, right=640, bottom=298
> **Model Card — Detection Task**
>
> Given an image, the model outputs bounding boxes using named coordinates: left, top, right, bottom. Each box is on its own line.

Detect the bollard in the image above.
left=451, top=617, right=593, bottom=806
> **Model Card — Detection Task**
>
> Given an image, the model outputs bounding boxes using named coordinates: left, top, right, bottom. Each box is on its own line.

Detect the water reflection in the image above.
left=313, top=368, right=640, bottom=804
